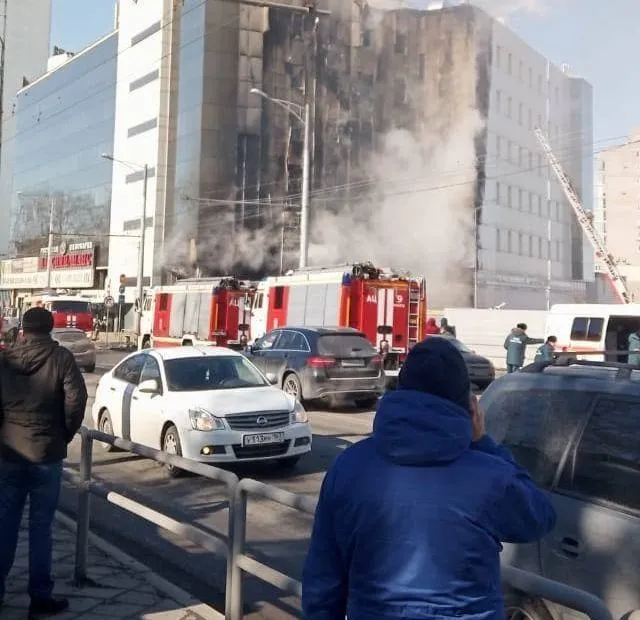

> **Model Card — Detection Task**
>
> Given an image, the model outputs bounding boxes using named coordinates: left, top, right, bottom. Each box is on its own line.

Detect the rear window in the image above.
left=317, top=334, right=376, bottom=357
left=570, top=317, right=604, bottom=341
left=53, top=330, right=87, bottom=343
left=50, top=301, right=91, bottom=313
left=481, top=388, right=594, bottom=488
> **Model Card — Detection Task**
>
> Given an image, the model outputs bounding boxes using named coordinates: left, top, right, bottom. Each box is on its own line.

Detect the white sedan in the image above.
left=91, top=346, right=312, bottom=476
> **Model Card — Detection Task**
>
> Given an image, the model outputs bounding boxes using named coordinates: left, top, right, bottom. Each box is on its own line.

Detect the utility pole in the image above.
left=45, top=196, right=55, bottom=291
left=134, top=164, right=149, bottom=338
left=0, top=0, right=8, bottom=177
left=473, top=207, right=479, bottom=308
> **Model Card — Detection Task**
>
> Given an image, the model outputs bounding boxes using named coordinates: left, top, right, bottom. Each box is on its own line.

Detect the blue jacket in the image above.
left=302, top=390, right=556, bottom=620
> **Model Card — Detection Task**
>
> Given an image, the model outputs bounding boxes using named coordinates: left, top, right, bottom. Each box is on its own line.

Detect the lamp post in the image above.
left=251, top=88, right=311, bottom=269
left=101, top=154, right=149, bottom=338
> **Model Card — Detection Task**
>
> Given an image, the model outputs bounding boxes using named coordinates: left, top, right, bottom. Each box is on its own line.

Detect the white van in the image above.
left=546, top=303, right=640, bottom=362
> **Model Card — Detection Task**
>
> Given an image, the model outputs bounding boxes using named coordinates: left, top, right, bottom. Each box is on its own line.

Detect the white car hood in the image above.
left=165, top=385, right=295, bottom=416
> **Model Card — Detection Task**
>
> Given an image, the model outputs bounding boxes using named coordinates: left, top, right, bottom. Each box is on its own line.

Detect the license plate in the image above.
left=243, top=432, right=285, bottom=447
left=341, top=359, right=365, bottom=367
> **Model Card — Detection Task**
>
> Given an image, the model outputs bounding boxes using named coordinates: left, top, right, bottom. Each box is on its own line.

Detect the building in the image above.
left=0, top=0, right=52, bottom=254
left=595, top=130, right=640, bottom=300
left=1, top=31, right=117, bottom=300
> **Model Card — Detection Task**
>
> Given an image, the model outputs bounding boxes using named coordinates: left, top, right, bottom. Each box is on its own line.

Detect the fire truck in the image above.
left=149, top=277, right=253, bottom=349
left=250, top=262, right=428, bottom=369
left=21, top=294, right=94, bottom=333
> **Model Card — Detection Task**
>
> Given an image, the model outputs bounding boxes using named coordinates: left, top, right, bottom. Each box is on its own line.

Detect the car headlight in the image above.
left=189, top=408, right=225, bottom=431
left=290, top=400, right=308, bottom=424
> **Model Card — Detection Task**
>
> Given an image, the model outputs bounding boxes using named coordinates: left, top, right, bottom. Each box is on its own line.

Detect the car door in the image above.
left=271, top=330, right=311, bottom=383
left=129, top=354, right=165, bottom=448
left=109, top=354, right=146, bottom=440
left=247, top=330, right=281, bottom=378
left=541, top=396, right=640, bottom=620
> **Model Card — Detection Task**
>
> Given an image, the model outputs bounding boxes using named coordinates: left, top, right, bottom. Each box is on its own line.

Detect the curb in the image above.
left=55, top=511, right=224, bottom=620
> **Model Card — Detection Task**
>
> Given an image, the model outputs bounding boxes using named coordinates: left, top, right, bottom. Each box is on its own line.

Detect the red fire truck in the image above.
left=22, top=295, right=94, bottom=333
left=250, top=263, right=428, bottom=370
left=149, top=277, right=253, bottom=349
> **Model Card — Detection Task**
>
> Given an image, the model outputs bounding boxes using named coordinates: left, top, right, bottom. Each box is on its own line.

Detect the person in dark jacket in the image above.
left=302, top=337, right=556, bottom=620
left=534, top=335, right=557, bottom=363
left=504, top=323, right=544, bottom=373
left=0, top=307, right=87, bottom=616
left=628, top=329, right=640, bottom=366
left=440, top=317, right=456, bottom=337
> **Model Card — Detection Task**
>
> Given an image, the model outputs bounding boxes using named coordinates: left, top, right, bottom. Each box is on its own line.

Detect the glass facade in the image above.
left=10, top=32, right=118, bottom=273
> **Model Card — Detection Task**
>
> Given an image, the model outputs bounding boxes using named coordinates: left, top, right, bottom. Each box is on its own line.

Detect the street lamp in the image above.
left=250, top=87, right=311, bottom=269
left=17, top=191, right=56, bottom=291
left=102, top=153, right=149, bottom=339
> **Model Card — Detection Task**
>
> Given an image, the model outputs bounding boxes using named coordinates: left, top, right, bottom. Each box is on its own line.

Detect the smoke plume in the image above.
left=309, top=111, right=483, bottom=308
left=367, top=0, right=551, bottom=20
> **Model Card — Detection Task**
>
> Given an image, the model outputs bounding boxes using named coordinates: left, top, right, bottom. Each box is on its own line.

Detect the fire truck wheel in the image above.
left=354, top=397, right=379, bottom=410
left=98, top=410, right=115, bottom=453
left=162, top=424, right=185, bottom=478
left=282, top=373, right=303, bottom=401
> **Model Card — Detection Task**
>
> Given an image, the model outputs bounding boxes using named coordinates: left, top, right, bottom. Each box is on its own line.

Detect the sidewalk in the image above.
left=1, top=515, right=223, bottom=620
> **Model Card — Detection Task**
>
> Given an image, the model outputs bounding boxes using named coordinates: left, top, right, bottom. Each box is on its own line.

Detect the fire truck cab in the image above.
left=150, top=277, right=253, bottom=349
left=21, top=294, right=94, bottom=333
left=250, top=263, right=427, bottom=370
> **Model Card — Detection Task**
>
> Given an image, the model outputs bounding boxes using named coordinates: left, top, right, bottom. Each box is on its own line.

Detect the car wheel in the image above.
left=277, top=456, right=300, bottom=470
left=354, top=397, right=379, bottom=409
left=85, top=363, right=96, bottom=373
left=504, top=593, right=554, bottom=620
left=162, top=424, right=185, bottom=478
left=282, top=373, right=303, bottom=401
left=98, top=410, right=115, bottom=452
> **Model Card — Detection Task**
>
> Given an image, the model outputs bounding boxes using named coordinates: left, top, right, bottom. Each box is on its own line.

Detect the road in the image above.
left=61, top=350, right=375, bottom=619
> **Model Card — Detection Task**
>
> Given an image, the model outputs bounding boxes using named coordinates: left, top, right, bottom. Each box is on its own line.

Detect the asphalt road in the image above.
left=61, top=349, right=375, bottom=619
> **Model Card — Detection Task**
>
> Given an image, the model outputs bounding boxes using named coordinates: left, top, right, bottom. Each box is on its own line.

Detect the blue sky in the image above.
left=51, top=0, right=639, bottom=144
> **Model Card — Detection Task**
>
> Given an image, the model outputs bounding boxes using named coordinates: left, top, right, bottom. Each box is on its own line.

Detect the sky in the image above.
left=50, top=0, right=640, bottom=145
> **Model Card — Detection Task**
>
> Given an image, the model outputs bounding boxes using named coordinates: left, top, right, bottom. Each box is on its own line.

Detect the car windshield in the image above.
left=317, top=334, right=377, bottom=356
left=164, top=356, right=269, bottom=392
left=50, top=300, right=91, bottom=313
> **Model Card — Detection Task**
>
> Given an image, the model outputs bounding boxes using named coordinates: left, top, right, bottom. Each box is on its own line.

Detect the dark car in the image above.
left=480, top=358, right=640, bottom=620
left=440, top=336, right=495, bottom=389
left=244, top=327, right=385, bottom=408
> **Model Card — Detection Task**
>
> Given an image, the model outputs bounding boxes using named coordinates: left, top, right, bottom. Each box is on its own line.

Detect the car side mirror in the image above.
left=138, top=379, right=161, bottom=394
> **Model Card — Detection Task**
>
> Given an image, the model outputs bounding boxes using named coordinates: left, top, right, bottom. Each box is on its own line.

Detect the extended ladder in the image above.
left=533, top=128, right=630, bottom=304
left=407, top=279, right=424, bottom=348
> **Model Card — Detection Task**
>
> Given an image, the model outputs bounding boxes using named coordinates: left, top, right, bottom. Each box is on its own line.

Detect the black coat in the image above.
left=0, top=334, right=88, bottom=463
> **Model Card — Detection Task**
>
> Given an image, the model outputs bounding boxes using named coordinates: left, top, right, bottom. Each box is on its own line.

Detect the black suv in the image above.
left=481, top=359, right=640, bottom=620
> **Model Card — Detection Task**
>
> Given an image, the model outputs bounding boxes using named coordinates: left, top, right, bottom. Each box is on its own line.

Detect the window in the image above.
left=496, top=45, right=502, bottom=68
left=158, top=294, right=168, bottom=312
left=255, top=330, right=280, bottom=350
left=363, top=28, right=372, bottom=47
left=518, top=188, right=523, bottom=210
left=483, top=389, right=593, bottom=488
left=496, top=135, right=502, bottom=157
left=496, top=181, right=501, bottom=203
left=538, top=237, right=543, bottom=257
left=140, top=356, right=162, bottom=385
left=558, top=398, right=640, bottom=511
left=518, top=102, right=523, bottom=125
left=507, top=185, right=513, bottom=207
left=273, top=286, right=285, bottom=310
left=394, top=78, right=406, bottom=106
left=50, top=300, right=90, bottom=313
left=508, top=230, right=514, bottom=253
left=518, top=232, right=524, bottom=255
left=527, top=235, right=533, bottom=257
left=518, top=146, right=523, bottom=168
left=130, top=69, right=159, bottom=92
left=395, top=32, right=407, bottom=54
left=528, top=108, right=533, bottom=130
left=114, top=355, right=146, bottom=385
left=318, top=334, right=376, bottom=356
left=496, top=89, right=502, bottom=113
left=507, top=52, right=513, bottom=75
left=528, top=66, right=533, bottom=87
left=537, top=74, right=542, bottom=94
left=418, top=53, right=425, bottom=79
left=570, top=317, right=604, bottom=341
left=126, top=167, right=156, bottom=184
left=275, top=330, right=309, bottom=352
left=528, top=151, right=534, bottom=170
left=496, top=228, right=501, bottom=251
left=507, top=96, right=512, bottom=118
left=518, top=60, right=523, bottom=81
left=131, top=20, right=161, bottom=46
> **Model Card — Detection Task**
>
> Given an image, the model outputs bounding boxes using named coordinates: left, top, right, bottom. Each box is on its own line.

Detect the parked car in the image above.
left=52, top=327, right=96, bottom=372
left=440, top=335, right=495, bottom=389
left=480, top=358, right=640, bottom=620
left=91, top=347, right=312, bottom=476
left=244, top=326, right=385, bottom=408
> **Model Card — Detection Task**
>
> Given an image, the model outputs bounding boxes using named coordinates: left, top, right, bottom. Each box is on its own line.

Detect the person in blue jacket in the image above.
left=302, top=337, right=556, bottom=620
left=504, top=323, right=544, bottom=373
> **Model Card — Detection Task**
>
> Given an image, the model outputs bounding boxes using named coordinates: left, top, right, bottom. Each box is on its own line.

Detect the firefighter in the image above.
left=504, top=323, right=544, bottom=373
left=440, top=317, right=455, bottom=337
left=627, top=327, right=640, bottom=366
left=534, top=336, right=557, bottom=363
left=425, top=318, right=440, bottom=336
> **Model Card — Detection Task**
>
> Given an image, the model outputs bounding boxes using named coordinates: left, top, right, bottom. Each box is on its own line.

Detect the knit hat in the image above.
left=22, top=307, right=54, bottom=335
left=398, top=337, right=471, bottom=411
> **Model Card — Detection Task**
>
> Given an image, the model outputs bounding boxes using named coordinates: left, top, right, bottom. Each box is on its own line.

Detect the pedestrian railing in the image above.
left=63, top=426, right=613, bottom=620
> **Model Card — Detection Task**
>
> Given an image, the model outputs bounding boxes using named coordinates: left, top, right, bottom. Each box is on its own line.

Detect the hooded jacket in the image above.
left=302, top=390, right=556, bottom=620
left=504, top=328, right=543, bottom=367
left=0, top=334, right=88, bottom=463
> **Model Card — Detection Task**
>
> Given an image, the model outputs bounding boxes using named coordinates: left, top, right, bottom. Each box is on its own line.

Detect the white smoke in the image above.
left=366, top=0, right=551, bottom=20
left=309, top=111, right=484, bottom=307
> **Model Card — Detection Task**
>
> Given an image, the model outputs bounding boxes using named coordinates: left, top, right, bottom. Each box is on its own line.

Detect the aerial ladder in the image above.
left=534, top=127, right=631, bottom=304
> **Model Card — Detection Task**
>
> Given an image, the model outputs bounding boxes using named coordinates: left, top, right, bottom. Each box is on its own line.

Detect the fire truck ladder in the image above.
left=407, top=279, right=423, bottom=347
left=533, top=127, right=631, bottom=304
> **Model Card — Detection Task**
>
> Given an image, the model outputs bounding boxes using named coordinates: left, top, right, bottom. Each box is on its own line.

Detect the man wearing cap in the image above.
left=302, top=336, right=555, bottom=620
left=0, top=307, right=87, bottom=616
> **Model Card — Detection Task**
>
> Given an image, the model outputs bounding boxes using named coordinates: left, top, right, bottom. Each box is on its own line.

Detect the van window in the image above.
left=273, top=287, right=284, bottom=310
left=158, top=294, right=168, bottom=312
left=570, top=317, right=604, bottom=341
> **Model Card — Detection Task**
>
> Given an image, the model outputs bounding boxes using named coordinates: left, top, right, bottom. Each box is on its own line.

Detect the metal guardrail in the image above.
left=64, top=426, right=613, bottom=620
